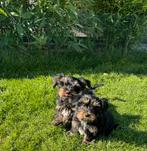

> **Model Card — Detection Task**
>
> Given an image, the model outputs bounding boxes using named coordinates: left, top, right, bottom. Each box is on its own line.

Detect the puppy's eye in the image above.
left=60, top=81, right=64, bottom=86
left=73, top=86, right=81, bottom=92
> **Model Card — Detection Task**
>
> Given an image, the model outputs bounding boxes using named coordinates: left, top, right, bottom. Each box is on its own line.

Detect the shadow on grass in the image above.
left=0, top=49, right=147, bottom=79
left=96, top=103, right=147, bottom=147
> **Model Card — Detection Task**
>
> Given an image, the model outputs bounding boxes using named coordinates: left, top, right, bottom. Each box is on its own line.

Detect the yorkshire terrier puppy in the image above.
left=69, top=95, right=117, bottom=144
left=52, top=75, right=95, bottom=127
left=52, top=75, right=104, bottom=129
left=53, top=75, right=103, bottom=107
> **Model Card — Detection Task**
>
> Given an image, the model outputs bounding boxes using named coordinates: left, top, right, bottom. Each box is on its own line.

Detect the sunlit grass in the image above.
left=0, top=50, right=147, bottom=150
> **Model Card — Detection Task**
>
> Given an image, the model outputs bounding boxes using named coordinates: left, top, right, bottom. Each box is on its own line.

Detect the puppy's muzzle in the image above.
left=58, top=88, right=71, bottom=97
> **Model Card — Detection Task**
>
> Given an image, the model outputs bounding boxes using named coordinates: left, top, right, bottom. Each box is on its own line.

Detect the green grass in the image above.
left=0, top=49, right=147, bottom=151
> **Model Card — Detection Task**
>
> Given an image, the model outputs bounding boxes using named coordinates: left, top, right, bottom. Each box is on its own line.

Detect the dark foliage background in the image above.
left=0, top=0, right=146, bottom=53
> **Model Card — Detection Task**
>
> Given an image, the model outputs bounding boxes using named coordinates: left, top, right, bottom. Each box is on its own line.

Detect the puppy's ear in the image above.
left=92, top=98, right=108, bottom=111
left=85, top=79, right=92, bottom=88
left=79, top=78, right=92, bottom=88
left=53, top=78, right=57, bottom=88
left=92, top=101, right=101, bottom=107
left=52, top=74, right=64, bottom=88
left=79, top=97, right=90, bottom=104
left=52, top=76, right=60, bottom=88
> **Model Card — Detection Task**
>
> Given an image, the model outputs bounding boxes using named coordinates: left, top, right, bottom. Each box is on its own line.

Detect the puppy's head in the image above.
left=76, top=95, right=108, bottom=124
left=53, top=75, right=93, bottom=95
left=76, top=106, right=97, bottom=123
left=72, top=78, right=92, bottom=94
left=76, top=95, right=97, bottom=123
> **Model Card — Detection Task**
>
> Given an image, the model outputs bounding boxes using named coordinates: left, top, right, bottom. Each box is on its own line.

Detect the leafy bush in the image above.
left=0, top=0, right=146, bottom=54
left=92, top=0, right=147, bottom=54
left=0, top=0, right=79, bottom=49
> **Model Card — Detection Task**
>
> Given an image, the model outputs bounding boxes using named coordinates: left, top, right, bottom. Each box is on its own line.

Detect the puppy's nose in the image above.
left=85, top=114, right=90, bottom=117
left=66, top=91, right=70, bottom=94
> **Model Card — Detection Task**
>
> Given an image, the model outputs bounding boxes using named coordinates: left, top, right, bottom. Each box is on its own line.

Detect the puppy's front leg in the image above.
left=83, top=134, right=91, bottom=144
left=52, top=107, right=64, bottom=126
left=82, top=128, right=93, bottom=144
left=52, top=112, right=63, bottom=126
left=68, top=118, right=80, bottom=135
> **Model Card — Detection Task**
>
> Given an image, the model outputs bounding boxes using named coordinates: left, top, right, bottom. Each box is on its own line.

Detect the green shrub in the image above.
left=0, top=0, right=146, bottom=54
left=92, top=0, right=147, bottom=54
left=0, top=0, right=79, bottom=49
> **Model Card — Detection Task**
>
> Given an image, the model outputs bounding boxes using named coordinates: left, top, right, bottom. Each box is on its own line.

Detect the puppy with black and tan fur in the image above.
left=52, top=75, right=92, bottom=128
left=68, top=95, right=117, bottom=144
left=52, top=75, right=102, bottom=128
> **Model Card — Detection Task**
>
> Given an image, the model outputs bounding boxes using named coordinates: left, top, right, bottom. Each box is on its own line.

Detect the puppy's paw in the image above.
left=82, top=139, right=91, bottom=145
left=52, top=120, right=61, bottom=126
left=66, top=130, right=75, bottom=136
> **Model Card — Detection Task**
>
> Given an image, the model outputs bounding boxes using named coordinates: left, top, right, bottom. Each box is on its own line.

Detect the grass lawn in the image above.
left=0, top=49, right=147, bottom=151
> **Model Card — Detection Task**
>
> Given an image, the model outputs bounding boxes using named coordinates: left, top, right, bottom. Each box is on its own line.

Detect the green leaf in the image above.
left=0, top=8, right=8, bottom=16
left=16, top=24, right=24, bottom=36
left=132, top=0, right=143, bottom=3
left=68, top=3, right=78, bottom=16
left=143, top=4, right=147, bottom=9
left=10, top=12, right=19, bottom=17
